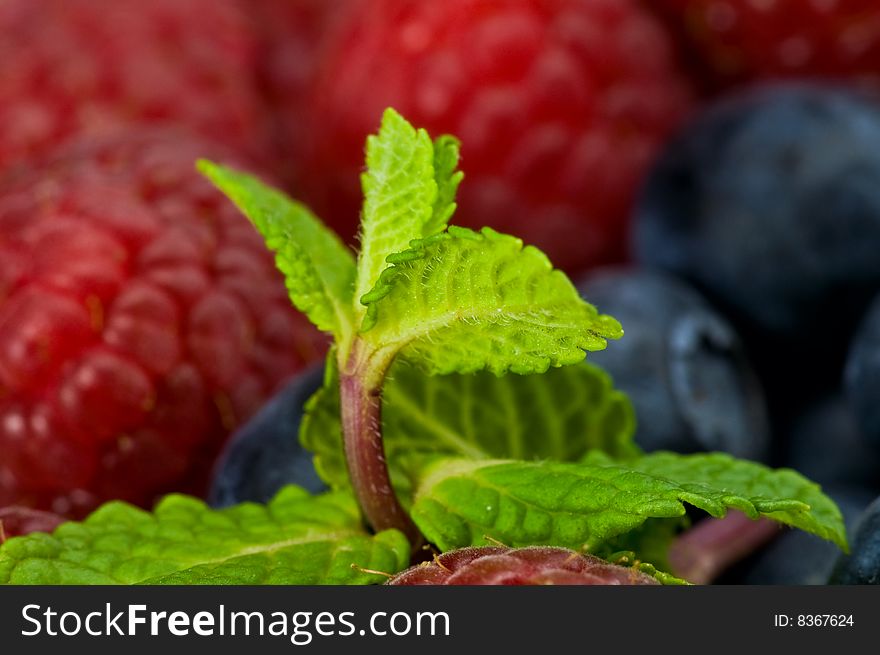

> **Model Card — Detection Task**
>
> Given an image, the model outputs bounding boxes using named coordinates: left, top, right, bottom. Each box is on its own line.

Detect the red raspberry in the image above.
left=0, top=0, right=272, bottom=173
left=649, top=0, right=880, bottom=92
left=284, top=0, right=694, bottom=273
left=387, top=546, right=660, bottom=585
left=0, top=129, right=326, bottom=517
left=249, top=0, right=354, bottom=171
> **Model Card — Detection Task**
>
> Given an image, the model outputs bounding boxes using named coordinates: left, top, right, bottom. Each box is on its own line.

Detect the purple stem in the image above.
left=668, top=511, right=781, bottom=584
left=339, top=362, right=422, bottom=548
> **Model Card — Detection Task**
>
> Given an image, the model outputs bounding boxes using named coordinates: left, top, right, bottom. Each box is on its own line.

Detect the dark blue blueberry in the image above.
left=722, top=487, right=874, bottom=585
left=785, top=395, right=880, bottom=491
left=845, top=294, right=880, bottom=450
left=579, top=268, right=771, bottom=461
left=634, top=84, right=880, bottom=373
left=209, top=364, right=327, bottom=507
left=830, top=494, right=880, bottom=584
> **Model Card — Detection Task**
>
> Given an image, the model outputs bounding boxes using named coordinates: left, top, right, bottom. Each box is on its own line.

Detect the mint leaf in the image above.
left=617, top=451, right=848, bottom=551
left=300, top=351, right=346, bottom=490
left=0, top=487, right=409, bottom=585
left=198, top=160, right=356, bottom=340
left=359, top=226, right=622, bottom=371
left=385, top=361, right=637, bottom=461
left=410, top=455, right=847, bottom=554
left=302, top=360, right=639, bottom=491
left=355, top=109, right=459, bottom=316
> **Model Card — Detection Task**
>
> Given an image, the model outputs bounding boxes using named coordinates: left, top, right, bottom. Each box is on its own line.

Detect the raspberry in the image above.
left=0, top=129, right=326, bottom=517
left=649, top=0, right=880, bottom=92
left=249, top=0, right=354, bottom=172
left=285, top=0, right=694, bottom=273
left=387, top=546, right=660, bottom=585
left=0, top=0, right=272, bottom=173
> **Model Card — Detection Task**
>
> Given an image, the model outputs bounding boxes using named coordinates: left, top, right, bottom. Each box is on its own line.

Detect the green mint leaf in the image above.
left=0, top=487, right=409, bottom=585
left=301, top=360, right=639, bottom=491
left=354, top=109, right=459, bottom=317
left=359, top=226, right=622, bottom=373
left=410, top=454, right=847, bottom=554
left=198, top=160, right=356, bottom=340
left=300, top=351, right=346, bottom=490
left=614, top=451, right=848, bottom=551
left=384, top=361, right=638, bottom=462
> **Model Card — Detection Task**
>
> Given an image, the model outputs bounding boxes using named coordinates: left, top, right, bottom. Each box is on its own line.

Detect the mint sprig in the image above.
left=199, top=108, right=619, bottom=543
left=0, top=107, right=849, bottom=585
left=199, top=108, right=846, bottom=564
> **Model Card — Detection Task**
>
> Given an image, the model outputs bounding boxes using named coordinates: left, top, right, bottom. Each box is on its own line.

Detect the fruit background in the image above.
left=1, top=0, right=879, bottom=584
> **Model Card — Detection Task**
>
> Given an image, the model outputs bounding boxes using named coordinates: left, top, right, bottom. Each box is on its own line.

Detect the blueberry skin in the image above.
left=723, top=487, right=873, bottom=585
left=634, top=84, right=880, bottom=352
left=831, top=495, right=880, bottom=584
left=785, top=395, right=880, bottom=491
left=845, top=294, right=880, bottom=450
left=579, top=268, right=771, bottom=461
left=209, top=364, right=327, bottom=507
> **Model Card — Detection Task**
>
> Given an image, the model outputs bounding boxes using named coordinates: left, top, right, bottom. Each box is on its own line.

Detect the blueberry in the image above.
left=634, top=84, right=880, bottom=369
left=785, top=395, right=880, bottom=491
left=578, top=268, right=770, bottom=461
left=845, top=294, right=880, bottom=450
left=721, top=487, right=874, bottom=585
left=209, top=364, right=327, bottom=507
left=830, top=495, right=880, bottom=584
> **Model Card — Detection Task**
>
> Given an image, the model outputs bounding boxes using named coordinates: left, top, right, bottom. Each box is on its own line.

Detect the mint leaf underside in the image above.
left=355, top=108, right=461, bottom=315
left=359, top=226, right=622, bottom=372
left=410, top=453, right=847, bottom=554
left=197, top=160, right=356, bottom=340
left=0, top=488, right=409, bottom=585
left=301, top=359, right=639, bottom=493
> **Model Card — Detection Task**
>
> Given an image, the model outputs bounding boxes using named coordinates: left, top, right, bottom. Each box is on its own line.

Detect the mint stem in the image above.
left=339, top=349, right=422, bottom=548
left=668, top=511, right=780, bottom=584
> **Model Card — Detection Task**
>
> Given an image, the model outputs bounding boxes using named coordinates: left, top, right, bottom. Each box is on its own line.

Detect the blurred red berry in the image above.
left=249, top=0, right=354, bottom=170
left=284, top=0, right=694, bottom=273
left=649, top=0, right=880, bottom=92
left=0, top=0, right=273, bottom=173
left=0, top=129, right=326, bottom=517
